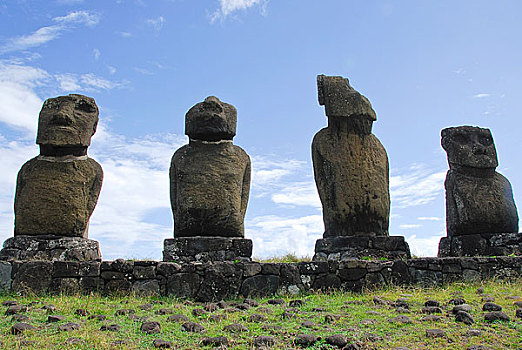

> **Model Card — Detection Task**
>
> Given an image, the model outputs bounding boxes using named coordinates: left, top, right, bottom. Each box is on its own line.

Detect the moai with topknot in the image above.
left=163, top=96, right=252, bottom=262
left=0, top=94, right=103, bottom=261
left=312, top=75, right=410, bottom=261
left=438, top=126, right=520, bottom=257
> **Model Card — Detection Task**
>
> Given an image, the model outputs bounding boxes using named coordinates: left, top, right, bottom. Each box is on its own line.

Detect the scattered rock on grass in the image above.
left=204, top=303, right=220, bottom=312
left=267, top=299, right=285, bottom=305
left=466, top=329, right=482, bottom=337
left=426, top=329, right=445, bottom=338
left=139, top=303, right=153, bottom=311
left=209, top=314, right=225, bottom=322
left=294, top=334, right=318, bottom=347
left=421, top=306, right=442, bottom=314
left=192, top=308, right=207, bottom=317
left=59, top=322, right=80, bottom=332
left=420, top=315, right=442, bottom=322
left=248, top=314, right=267, bottom=322
left=153, top=339, right=172, bottom=348
left=455, top=311, right=474, bottom=325
left=482, top=302, right=502, bottom=311
left=224, top=323, right=248, bottom=332
left=448, top=298, right=466, bottom=305
left=253, top=335, right=275, bottom=348
left=424, top=300, right=440, bottom=307
left=6, top=305, right=27, bottom=315
left=325, top=334, right=348, bottom=348
left=115, top=309, right=135, bottom=316
left=11, top=322, right=35, bottom=335
left=12, top=314, right=29, bottom=322
left=88, top=314, right=107, bottom=321
left=156, top=308, right=173, bottom=315
left=141, top=321, right=161, bottom=334
left=388, top=315, right=413, bottom=324
left=452, top=304, right=472, bottom=314
left=48, top=315, right=66, bottom=322
left=201, top=336, right=229, bottom=347
left=467, top=346, right=491, bottom=350
left=75, top=309, right=89, bottom=316
left=515, top=309, right=522, bottom=318
left=181, top=322, right=205, bottom=333
left=484, top=311, right=510, bottom=322
left=100, top=324, right=121, bottom=332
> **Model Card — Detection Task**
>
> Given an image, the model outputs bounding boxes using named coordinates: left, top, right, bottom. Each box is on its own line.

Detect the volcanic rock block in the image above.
left=438, top=126, right=520, bottom=257
left=312, top=75, right=410, bottom=260
left=0, top=94, right=103, bottom=261
left=165, top=96, right=252, bottom=262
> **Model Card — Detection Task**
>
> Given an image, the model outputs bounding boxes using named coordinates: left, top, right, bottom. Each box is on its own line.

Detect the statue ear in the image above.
left=317, top=75, right=325, bottom=106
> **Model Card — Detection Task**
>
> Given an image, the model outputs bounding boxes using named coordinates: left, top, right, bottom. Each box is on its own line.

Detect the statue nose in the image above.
left=49, top=113, right=73, bottom=126
left=472, top=142, right=487, bottom=155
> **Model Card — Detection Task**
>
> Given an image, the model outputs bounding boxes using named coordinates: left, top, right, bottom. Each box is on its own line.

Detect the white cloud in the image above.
left=56, top=73, right=124, bottom=92
left=390, top=165, right=446, bottom=208
left=107, top=66, right=117, bottom=75
left=210, top=0, right=268, bottom=23
left=93, top=48, right=101, bottom=61
left=0, top=11, right=99, bottom=54
left=53, top=10, right=100, bottom=27
left=271, top=181, right=321, bottom=209
left=118, top=31, right=133, bottom=38
left=146, top=16, right=166, bottom=31
left=247, top=214, right=323, bottom=259
left=0, top=61, right=48, bottom=134
left=473, top=93, right=490, bottom=99
left=418, top=216, right=441, bottom=221
left=399, top=224, right=421, bottom=229
left=406, top=234, right=444, bottom=257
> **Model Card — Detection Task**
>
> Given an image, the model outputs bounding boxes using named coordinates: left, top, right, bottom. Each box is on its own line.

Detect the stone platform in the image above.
left=162, top=237, right=252, bottom=263
left=313, top=236, right=411, bottom=261
left=0, top=235, right=101, bottom=262
left=438, top=232, right=522, bottom=257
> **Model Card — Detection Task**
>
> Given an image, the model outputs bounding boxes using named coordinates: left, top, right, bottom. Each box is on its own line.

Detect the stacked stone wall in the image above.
left=1, top=257, right=521, bottom=302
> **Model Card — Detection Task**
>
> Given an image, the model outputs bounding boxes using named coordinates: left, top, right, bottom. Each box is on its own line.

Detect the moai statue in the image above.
left=312, top=75, right=410, bottom=261
left=0, top=94, right=103, bottom=261
left=438, top=126, right=520, bottom=257
left=163, top=96, right=252, bottom=262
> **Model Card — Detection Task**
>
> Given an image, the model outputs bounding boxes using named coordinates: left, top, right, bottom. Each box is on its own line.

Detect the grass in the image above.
left=255, top=253, right=311, bottom=263
left=1, top=278, right=521, bottom=349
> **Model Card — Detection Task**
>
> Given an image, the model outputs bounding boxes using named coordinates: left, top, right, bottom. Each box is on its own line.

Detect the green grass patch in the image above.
left=1, top=278, right=521, bottom=349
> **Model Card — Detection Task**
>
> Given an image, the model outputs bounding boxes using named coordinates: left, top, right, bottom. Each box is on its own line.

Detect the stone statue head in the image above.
left=441, top=126, right=498, bottom=169
left=36, top=94, right=99, bottom=148
left=185, top=96, right=237, bottom=141
left=317, top=75, right=377, bottom=121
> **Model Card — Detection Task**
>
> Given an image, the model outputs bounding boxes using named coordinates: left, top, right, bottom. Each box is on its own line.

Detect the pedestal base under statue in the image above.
left=0, top=235, right=101, bottom=261
left=163, top=237, right=252, bottom=263
left=438, top=233, right=522, bottom=257
left=313, top=236, right=411, bottom=261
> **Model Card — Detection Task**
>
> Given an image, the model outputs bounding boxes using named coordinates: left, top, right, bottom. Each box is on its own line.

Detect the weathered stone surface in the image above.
left=313, top=75, right=389, bottom=238
left=132, top=280, right=160, bottom=296
left=14, top=158, right=103, bottom=238
left=167, top=273, right=200, bottom=298
left=12, top=261, right=53, bottom=293
left=11, top=322, right=35, bottom=335
left=163, top=237, right=252, bottom=263
left=169, top=96, right=250, bottom=240
left=197, top=263, right=242, bottom=302
left=313, top=236, right=410, bottom=261
left=0, top=261, right=12, bottom=292
left=240, top=275, right=280, bottom=297
left=1, top=236, right=101, bottom=262
left=440, top=126, right=518, bottom=241
left=438, top=233, right=522, bottom=257
left=0, top=94, right=103, bottom=261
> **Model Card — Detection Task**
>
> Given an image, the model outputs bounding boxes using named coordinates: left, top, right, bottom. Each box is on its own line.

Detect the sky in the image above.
left=0, top=0, right=521, bottom=260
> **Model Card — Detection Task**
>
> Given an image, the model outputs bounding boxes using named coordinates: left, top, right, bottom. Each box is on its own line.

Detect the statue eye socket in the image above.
left=453, top=133, right=468, bottom=144
left=75, top=100, right=96, bottom=113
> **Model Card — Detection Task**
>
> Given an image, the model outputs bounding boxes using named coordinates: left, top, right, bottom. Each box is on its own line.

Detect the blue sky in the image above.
left=1, top=0, right=521, bottom=260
